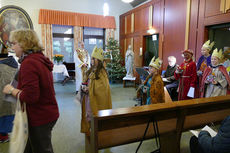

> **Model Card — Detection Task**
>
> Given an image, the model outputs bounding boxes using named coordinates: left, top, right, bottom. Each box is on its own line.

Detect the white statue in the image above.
left=125, top=45, right=134, bottom=78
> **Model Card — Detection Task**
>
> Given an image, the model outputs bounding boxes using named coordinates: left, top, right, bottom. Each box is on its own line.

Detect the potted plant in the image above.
left=53, top=54, right=64, bottom=64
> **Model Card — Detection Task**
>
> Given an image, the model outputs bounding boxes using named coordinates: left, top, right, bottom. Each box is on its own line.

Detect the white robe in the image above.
left=74, top=50, right=90, bottom=91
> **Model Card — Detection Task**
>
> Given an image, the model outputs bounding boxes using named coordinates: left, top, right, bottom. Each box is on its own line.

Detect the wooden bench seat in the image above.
left=87, top=95, right=230, bottom=153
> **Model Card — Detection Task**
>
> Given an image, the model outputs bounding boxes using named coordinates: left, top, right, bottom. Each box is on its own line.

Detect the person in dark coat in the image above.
left=3, top=29, right=59, bottom=153
left=162, top=56, right=178, bottom=100
left=190, top=115, right=230, bottom=153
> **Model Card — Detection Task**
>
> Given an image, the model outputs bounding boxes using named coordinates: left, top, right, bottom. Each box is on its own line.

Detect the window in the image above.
left=52, top=25, right=74, bottom=62
left=83, top=27, right=105, bottom=55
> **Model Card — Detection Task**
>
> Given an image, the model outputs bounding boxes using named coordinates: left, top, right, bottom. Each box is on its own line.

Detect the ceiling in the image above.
left=130, top=0, right=149, bottom=7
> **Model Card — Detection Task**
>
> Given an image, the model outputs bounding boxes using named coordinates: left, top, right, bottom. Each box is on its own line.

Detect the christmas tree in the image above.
left=104, top=38, right=126, bottom=82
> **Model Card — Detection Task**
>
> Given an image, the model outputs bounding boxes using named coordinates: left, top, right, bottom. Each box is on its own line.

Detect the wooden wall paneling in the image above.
left=124, top=38, right=127, bottom=58
left=204, top=12, right=230, bottom=25
left=120, top=0, right=164, bottom=69
left=205, top=0, right=224, bottom=17
left=119, top=38, right=125, bottom=57
left=126, top=14, right=132, bottom=34
left=158, top=0, right=165, bottom=61
left=133, top=36, right=142, bottom=67
left=153, top=1, right=161, bottom=30
left=196, top=0, right=206, bottom=62
left=120, top=16, right=126, bottom=37
left=126, top=37, right=132, bottom=53
left=188, top=0, right=200, bottom=57
left=134, top=10, right=142, bottom=33
left=162, top=0, right=187, bottom=68
left=141, top=6, right=150, bottom=32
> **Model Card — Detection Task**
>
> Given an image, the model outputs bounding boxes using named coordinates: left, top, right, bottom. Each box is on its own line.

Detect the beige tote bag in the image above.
left=9, top=93, right=28, bottom=153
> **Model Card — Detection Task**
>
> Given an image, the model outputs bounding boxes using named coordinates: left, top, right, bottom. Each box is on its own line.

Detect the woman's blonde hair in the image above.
left=9, top=29, right=44, bottom=53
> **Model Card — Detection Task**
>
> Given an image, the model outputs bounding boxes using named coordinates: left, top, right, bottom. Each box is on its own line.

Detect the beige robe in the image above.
left=80, top=69, right=112, bottom=135
left=89, top=69, right=112, bottom=115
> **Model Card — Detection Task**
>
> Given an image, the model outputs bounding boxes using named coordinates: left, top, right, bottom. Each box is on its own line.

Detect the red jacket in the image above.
left=18, top=52, right=59, bottom=126
left=174, top=59, right=197, bottom=100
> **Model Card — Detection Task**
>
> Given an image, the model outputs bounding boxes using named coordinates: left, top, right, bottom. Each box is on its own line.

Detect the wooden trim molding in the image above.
left=225, top=0, right=230, bottom=13
left=131, top=13, right=135, bottom=33
left=184, top=0, right=191, bottom=50
left=125, top=16, right=127, bottom=34
left=131, top=37, right=134, bottom=50
left=220, top=0, right=226, bottom=13
left=124, top=39, right=127, bottom=52
left=148, top=5, right=153, bottom=28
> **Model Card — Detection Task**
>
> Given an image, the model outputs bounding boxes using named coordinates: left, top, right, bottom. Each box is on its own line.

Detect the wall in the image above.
left=120, top=0, right=188, bottom=69
left=1, top=0, right=132, bottom=40
left=120, top=0, right=230, bottom=72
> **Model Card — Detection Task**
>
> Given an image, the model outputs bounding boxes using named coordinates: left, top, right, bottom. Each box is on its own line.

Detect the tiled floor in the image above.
left=0, top=81, right=191, bottom=153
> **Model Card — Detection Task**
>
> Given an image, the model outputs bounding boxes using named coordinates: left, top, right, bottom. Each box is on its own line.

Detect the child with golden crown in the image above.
left=142, top=57, right=165, bottom=105
left=196, top=40, right=215, bottom=97
left=174, top=49, right=197, bottom=100
left=200, top=48, right=230, bottom=98
left=79, top=46, right=112, bottom=136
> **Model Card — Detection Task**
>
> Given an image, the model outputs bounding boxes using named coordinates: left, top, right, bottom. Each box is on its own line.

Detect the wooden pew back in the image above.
left=88, top=95, right=230, bottom=153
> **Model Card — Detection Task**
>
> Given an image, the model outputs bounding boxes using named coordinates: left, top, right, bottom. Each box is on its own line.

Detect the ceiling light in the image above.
left=122, top=0, right=134, bottom=3
left=147, top=29, right=156, bottom=34
left=103, top=3, right=109, bottom=16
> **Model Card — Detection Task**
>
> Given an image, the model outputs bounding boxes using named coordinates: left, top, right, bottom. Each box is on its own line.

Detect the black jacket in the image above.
left=198, top=116, right=230, bottom=153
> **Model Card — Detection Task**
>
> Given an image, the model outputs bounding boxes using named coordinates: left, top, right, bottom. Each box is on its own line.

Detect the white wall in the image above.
left=1, top=0, right=132, bottom=40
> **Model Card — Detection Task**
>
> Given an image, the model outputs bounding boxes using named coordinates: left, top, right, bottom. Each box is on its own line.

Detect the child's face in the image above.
left=201, top=48, right=210, bottom=56
left=91, top=57, right=99, bottom=67
left=183, top=52, right=192, bottom=60
left=211, top=56, right=219, bottom=66
left=149, top=66, right=157, bottom=74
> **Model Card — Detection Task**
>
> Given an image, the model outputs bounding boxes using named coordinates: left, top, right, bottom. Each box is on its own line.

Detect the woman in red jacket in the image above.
left=3, top=29, right=59, bottom=153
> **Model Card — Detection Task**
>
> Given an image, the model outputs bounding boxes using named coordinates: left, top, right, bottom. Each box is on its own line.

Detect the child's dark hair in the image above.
left=86, top=59, right=107, bottom=80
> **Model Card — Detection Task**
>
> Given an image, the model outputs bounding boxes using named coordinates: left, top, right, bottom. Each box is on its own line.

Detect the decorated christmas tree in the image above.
left=104, top=38, right=126, bottom=82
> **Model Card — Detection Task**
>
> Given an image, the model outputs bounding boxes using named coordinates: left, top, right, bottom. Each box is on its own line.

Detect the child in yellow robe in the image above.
left=80, top=46, right=112, bottom=135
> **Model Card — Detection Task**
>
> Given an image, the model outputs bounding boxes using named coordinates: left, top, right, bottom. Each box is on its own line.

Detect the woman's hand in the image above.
left=3, top=84, right=14, bottom=94
left=212, top=80, right=217, bottom=85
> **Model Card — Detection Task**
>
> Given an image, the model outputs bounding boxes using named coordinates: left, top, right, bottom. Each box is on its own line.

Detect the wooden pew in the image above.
left=87, top=95, right=230, bottom=153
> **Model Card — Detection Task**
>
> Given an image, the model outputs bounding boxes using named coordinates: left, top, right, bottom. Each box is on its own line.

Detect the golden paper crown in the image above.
left=202, top=40, right=215, bottom=51
left=92, top=46, right=104, bottom=61
left=212, top=48, right=223, bottom=60
left=149, top=57, right=162, bottom=70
